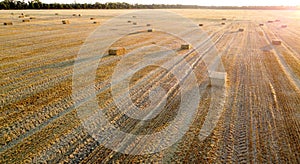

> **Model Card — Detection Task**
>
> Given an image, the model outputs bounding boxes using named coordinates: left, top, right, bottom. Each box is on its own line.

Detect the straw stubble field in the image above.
left=1, top=9, right=300, bottom=163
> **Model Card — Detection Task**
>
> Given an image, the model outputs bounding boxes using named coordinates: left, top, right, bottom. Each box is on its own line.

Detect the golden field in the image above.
left=1, top=9, right=300, bottom=163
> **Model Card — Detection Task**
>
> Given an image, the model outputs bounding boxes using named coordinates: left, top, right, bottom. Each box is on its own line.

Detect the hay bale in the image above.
left=260, top=45, right=272, bottom=52
left=132, top=16, right=136, bottom=18
left=72, top=14, right=77, bottom=16
left=272, top=40, right=281, bottom=45
left=148, top=29, right=154, bottom=32
left=281, top=25, right=287, bottom=28
left=222, top=18, right=226, bottom=20
left=259, top=24, right=264, bottom=26
left=55, top=13, right=59, bottom=15
left=239, top=28, right=244, bottom=32
left=128, top=20, right=132, bottom=23
left=268, top=21, right=273, bottom=23
left=29, top=17, right=36, bottom=19
left=11, top=13, right=14, bottom=15
left=181, top=44, right=191, bottom=50
left=275, top=19, right=280, bottom=22
left=19, top=15, right=24, bottom=18
left=22, top=19, right=30, bottom=22
left=109, top=47, right=126, bottom=56
left=146, top=24, right=151, bottom=26
left=133, top=22, right=137, bottom=25
left=90, top=18, right=95, bottom=20
left=199, top=24, right=203, bottom=26
left=62, top=20, right=70, bottom=24
left=93, top=21, right=100, bottom=24
left=21, top=13, right=24, bottom=15
left=3, top=22, right=13, bottom=25
left=78, top=14, right=82, bottom=17
left=221, top=22, right=225, bottom=25
left=25, top=14, right=30, bottom=17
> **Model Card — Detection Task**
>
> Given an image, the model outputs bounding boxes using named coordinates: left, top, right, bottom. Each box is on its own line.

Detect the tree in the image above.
left=0, top=0, right=9, bottom=9
left=15, top=1, right=26, bottom=9
left=0, top=0, right=15, bottom=9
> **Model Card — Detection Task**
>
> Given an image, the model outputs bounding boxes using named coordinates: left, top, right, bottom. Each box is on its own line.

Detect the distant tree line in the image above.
left=0, top=0, right=299, bottom=10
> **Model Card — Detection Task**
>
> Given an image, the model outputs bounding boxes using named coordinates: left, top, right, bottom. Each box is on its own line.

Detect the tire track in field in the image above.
left=260, top=25, right=300, bottom=91
left=268, top=25, right=300, bottom=58
left=169, top=22, right=240, bottom=163
left=218, top=22, right=250, bottom=163
left=69, top=21, right=231, bottom=161
left=2, top=20, right=234, bottom=160
left=100, top=23, right=236, bottom=162
left=0, top=26, right=216, bottom=153
left=252, top=22, right=299, bottom=162
left=0, top=22, right=232, bottom=161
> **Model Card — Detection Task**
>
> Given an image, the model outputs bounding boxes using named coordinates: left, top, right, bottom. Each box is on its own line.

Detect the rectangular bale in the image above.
left=259, top=24, right=264, bottom=26
left=3, top=22, right=13, bottom=25
left=222, top=18, right=226, bottom=20
left=268, top=21, right=273, bottom=23
left=221, top=23, right=225, bottom=25
left=239, top=28, right=244, bottom=32
left=22, top=19, right=30, bottom=22
left=90, top=18, right=95, bottom=20
left=109, top=47, right=126, bottom=56
left=133, top=22, right=137, bottom=25
left=181, top=44, right=191, bottom=50
left=93, top=21, right=100, bottom=24
left=146, top=24, right=151, bottom=26
left=148, top=29, right=154, bottom=32
left=19, top=15, right=24, bottom=18
left=272, top=40, right=281, bottom=45
left=199, top=24, right=203, bottom=26
left=62, top=20, right=70, bottom=24
left=281, top=25, right=287, bottom=28
left=209, top=71, right=227, bottom=87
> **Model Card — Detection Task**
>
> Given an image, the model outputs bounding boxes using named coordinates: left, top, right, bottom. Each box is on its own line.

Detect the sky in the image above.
left=41, top=0, right=300, bottom=6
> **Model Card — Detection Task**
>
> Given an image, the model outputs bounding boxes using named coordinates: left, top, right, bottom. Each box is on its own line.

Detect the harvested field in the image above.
left=0, top=9, right=299, bottom=163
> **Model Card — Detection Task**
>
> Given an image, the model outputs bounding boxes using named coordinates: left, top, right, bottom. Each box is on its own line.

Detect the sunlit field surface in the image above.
left=1, top=9, right=300, bottom=163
